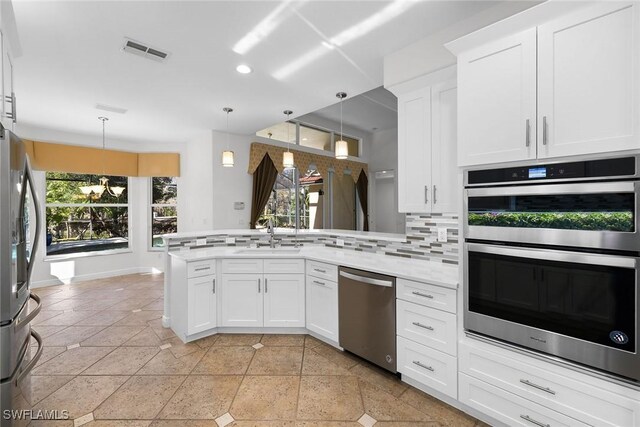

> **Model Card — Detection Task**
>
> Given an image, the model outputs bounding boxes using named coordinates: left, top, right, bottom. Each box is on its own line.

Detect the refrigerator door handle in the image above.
left=15, top=292, right=41, bottom=330
left=15, top=329, right=43, bottom=386
left=22, top=154, right=41, bottom=287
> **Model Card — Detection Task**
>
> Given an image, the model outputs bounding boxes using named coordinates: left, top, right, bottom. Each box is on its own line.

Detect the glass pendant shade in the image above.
left=283, top=151, right=295, bottom=168
left=335, top=139, right=349, bottom=159
left=222, top=150, right=235, bottom=167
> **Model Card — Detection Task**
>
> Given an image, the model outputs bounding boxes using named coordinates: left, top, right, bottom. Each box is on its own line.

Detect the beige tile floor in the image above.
left=26, top=273, right=487, bottom=427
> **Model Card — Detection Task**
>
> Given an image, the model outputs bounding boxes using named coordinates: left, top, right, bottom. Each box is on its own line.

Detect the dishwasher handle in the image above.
left=339, top=270, right=394, bottom=287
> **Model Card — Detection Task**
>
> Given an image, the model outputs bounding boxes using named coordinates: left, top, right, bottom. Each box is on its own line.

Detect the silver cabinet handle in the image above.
left=265, top=278, right=268, bottom=293
left=520, top=414, right=550, bottom=427
left=519, top=379, right=556, bottom=395
left=413, top=360, right=434, bottom=372
left=212, top=278, right=216, bottom=294
left=542, top=116, right=548, bottom=145
left=412, top=291, right=434, bottom=299
left=525, top=118, right=531, bottom=147
left=412, top=321, right=434, bottom=331
left=258, top=278, right=261, bottom=293
left=314, top=268, right=326, bottom=273
left=313, top=280, right=326, bottom=286
left=433, top=185, right=437, bottom=204
left=195, top=266, right=210, bottom=272
left=424, top=185, right=428, bottom=204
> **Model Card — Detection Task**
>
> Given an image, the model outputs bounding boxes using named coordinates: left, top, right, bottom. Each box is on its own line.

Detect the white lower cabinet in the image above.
left=220, top=274, right=263, bottom=327
left=397, top=299, right=456, bottom=356
left=459, top=373, right=589, bottom=427
left=397, top=336, right=457, bottom=398
left=220, top=259, right=304, bottom=328
left=305, top=274, right=339, bottom=342
left=187, top=274, right=216, bottom=334
left=263, top=274, right=305, bottom=327
left=460, top=340, right=640, bottom=427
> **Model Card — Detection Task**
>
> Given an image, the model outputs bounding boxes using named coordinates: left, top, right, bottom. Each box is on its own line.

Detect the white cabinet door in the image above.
left=538, top=2, right=640, bottom=158
left=431, top=80, right=458, bottom=213
left=187, top=275, right=216, bottom=334
left=263, top=274, right=305, bottom=327
left=397, top=86, right=431, bottom=213
left=220, top=274, right=263, bottom=327
left=305, top=276, right=338, bottom=342
left=458, top=28, right=537, bottom=166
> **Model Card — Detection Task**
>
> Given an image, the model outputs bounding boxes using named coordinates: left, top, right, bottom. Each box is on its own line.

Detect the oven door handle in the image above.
left=466, top=242, right=637, bottom=269
left=466, top=181, right=636, bottom=197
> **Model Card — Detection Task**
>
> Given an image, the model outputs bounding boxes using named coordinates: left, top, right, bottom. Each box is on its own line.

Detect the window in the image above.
left=45, top=172, right=129, bottom=256
left=150, top=177, right=177, bottom=248
left=256, top=120, right=361, bottom=158
left=257, top=168, right=357, bottom=231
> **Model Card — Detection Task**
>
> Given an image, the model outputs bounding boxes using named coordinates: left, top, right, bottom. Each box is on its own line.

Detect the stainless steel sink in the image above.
left=234, top=248, right=301, bottom=255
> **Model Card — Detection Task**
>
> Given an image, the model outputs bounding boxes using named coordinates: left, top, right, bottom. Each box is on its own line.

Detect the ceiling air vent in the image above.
left=122, top=38, right=170, bottom=63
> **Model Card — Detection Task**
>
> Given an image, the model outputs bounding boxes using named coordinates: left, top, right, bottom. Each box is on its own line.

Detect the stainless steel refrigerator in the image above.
left=0, top=125, right=42, bottom=426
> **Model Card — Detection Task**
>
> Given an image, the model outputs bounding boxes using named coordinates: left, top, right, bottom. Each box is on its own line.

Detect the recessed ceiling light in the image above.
left=236, top=64, right=253, bottom=74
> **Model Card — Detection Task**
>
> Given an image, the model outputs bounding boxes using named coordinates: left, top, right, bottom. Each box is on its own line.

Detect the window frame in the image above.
left=148, top=176, right=178, bottom=251
left=44, top=173, right=132, bottom=261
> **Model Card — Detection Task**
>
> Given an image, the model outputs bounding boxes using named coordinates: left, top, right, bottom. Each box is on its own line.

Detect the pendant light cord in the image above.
left=340, top=97, right=343, bottom=141
left=226, top=110, right=230, bottom=149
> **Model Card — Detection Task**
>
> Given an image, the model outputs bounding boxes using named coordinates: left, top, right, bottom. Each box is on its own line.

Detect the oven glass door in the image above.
left=467, top=182, right=636, bottom=232
left=467, top=244, right=637, bottom=353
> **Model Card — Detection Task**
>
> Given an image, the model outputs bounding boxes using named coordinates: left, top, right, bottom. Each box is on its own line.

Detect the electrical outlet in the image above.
left=336, top=238, right=345, bottom=247
left=225, top=237, right=235, bottom=244
left=196, top=238, right=207, bottom=246
left=437, top=227, right=448, bottom=243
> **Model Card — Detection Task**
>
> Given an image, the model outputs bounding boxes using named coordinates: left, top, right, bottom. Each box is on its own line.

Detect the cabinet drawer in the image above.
left=306, top=260, right=338, bottom=282
left=264, top=258, right=305, bottom=274
left=396, top=278, right=456, bottom=314
left=459, top=373, right=589, bottom=427
left=397, top=336, right=457, bottom=398
left=187, top=259, right=216, bottom=278
left=397, top=300, right=456, bottom=356
left=460, top=341, right=640, bottom=427
left=221, top=259, right=263, bottom=274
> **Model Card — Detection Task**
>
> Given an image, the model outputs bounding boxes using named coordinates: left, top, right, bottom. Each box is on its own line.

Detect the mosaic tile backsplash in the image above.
left=167, top=213, right=460, bottom=265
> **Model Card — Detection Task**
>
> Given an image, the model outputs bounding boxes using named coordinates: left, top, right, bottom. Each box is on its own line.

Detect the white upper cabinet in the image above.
left=453, top=2, right=640, bottom=166
left=397, top=86, right=432, bottom=213
left=537, top=2, right=640, bottom=158
left=393, top=68, right=458, bottom=214
left=431, top=80, right=458, bottom=213
left=457, top=28, right=537, bottom=166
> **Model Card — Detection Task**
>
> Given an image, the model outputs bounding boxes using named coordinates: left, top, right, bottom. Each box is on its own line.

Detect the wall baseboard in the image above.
left=31, top=267, right=157, bottom=288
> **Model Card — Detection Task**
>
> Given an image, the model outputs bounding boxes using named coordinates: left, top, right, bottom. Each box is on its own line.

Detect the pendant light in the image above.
left=221, top=107, right=234, bottom=167
left=335, top=92, right=348, bottom=159
left=283, top=110, right=295, bottom=169
left=79, top=117, right=125, bottom=199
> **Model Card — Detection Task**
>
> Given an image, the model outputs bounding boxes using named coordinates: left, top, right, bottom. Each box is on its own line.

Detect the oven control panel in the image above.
left=467, top=156, right=636, bottom=185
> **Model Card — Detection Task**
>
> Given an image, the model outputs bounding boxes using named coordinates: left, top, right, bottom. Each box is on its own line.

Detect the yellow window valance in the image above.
left=248, top=142, right=367, bottom=182
left=23, top=140, right=180, bottom=177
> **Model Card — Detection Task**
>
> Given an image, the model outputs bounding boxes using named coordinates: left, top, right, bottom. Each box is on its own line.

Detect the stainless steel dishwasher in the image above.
left=338, top=266, right=396, bottom=373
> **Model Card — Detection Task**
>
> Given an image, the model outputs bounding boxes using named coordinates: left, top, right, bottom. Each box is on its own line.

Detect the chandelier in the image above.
left=79, top=117, right=125, bottom=199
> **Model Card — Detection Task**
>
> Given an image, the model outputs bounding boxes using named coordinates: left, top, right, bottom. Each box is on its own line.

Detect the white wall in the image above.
left=212, top=130, right=253, bottom=229
left=383, top=1, right=540, bottom=88
left=368, top=127, right=404, bottom=233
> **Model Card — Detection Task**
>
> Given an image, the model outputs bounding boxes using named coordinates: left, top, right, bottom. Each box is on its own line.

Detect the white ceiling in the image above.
left=12, top=0, right=534, bottom=145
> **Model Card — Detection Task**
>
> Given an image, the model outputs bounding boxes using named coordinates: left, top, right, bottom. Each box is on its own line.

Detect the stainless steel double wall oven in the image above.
left=464, top=156, right=640, bottom=382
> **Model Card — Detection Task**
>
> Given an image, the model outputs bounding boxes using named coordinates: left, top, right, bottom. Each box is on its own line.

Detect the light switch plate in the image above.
left=336, top=238, right=345, bottom=247
left=196, top=238, right=207, bottom=246
left=437, top=228, right=447, bottom=243
left=225, top=237, right=235, bottom=244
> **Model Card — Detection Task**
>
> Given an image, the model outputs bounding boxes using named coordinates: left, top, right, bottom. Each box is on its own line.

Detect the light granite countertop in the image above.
left=168, top=246, right=458, bottom=289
